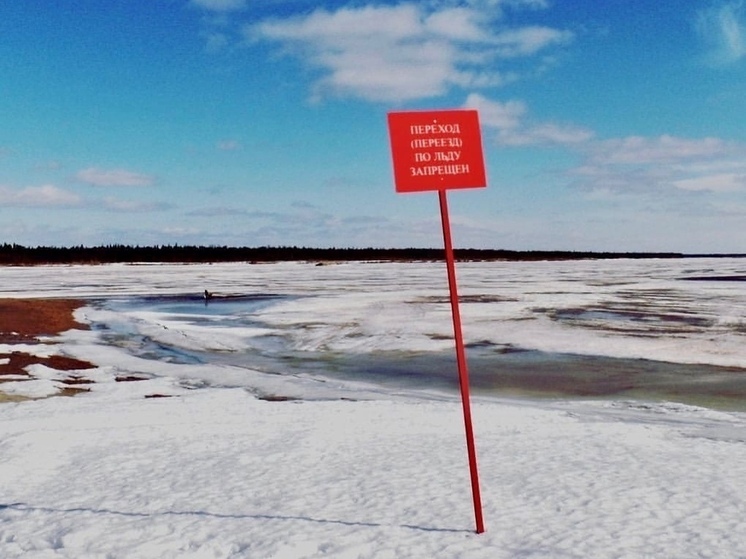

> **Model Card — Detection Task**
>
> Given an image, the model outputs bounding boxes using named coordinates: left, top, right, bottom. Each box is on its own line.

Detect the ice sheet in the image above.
left=5, top=258, right=746, bottom=368
left=2, top=260, right=746, bottom=557
left=8, top=258, right=746, bottom=406
left=1, top=387, right=745, bottom=558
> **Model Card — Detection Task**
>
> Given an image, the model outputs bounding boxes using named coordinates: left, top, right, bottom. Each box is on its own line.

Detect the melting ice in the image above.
left=4, top=257, right=746, bottom=407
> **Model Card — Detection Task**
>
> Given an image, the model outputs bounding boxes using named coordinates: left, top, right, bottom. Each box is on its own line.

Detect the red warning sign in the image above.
left=387, top=109, right=487, bottom=193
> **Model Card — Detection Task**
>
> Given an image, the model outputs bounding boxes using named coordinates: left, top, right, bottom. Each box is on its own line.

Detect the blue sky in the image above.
left=1, top=0, right=745, bottom=252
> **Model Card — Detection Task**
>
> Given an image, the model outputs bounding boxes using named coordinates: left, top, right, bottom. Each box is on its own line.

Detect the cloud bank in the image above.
left=76, top=168, right=155, bottom=188
left=695, top=0, right=746, bottom=65
left=0, top=185, right=81, bottom=208
left=246, top=1, right=573, bottom=102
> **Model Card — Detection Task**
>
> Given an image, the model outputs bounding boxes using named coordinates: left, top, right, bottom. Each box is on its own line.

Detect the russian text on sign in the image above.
left=410, top=137, right=463, bottom=148
left=409, top=123, right=462, bottom=135
left=410, top=164, right=470, bottom=177
left=388, top=109, right=486, bottom=192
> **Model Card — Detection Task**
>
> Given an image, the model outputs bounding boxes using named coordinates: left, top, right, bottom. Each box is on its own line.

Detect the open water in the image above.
left=98, top=283, right=746, bottom=411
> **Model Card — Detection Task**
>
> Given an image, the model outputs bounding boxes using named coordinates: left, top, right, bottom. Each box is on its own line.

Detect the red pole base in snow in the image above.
left=438, top=189, right=485, bottom=534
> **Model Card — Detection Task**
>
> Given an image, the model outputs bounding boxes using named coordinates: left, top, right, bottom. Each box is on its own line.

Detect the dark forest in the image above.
left=0, top=243, right=693, bottom=265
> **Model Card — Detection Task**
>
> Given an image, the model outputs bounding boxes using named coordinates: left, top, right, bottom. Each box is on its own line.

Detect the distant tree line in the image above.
left=0, top=243, right=693, bottom=265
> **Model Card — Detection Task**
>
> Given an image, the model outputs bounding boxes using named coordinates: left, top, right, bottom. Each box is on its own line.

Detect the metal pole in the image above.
left=438, top=189, right=485, bottom=534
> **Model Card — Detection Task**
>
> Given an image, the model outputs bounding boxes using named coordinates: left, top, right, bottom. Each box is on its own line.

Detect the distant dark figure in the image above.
left=204, top=289, right=213, bottom=305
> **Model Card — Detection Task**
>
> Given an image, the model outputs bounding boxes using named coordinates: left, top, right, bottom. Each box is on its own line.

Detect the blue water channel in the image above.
left=96, top=293, right=746, bottom=411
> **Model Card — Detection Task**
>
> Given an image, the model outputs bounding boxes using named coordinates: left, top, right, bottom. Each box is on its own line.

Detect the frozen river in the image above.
left=3, top=257, right=746, bottom=409
left=3, top=258, right=746, bottom=558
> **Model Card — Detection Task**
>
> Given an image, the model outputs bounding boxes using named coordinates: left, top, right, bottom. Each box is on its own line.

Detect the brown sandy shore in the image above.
left=0, top=298, right=95, bottom=402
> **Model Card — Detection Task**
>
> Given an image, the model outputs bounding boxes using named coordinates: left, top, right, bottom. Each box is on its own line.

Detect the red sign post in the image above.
left=387, top=109, right=486, bottom=534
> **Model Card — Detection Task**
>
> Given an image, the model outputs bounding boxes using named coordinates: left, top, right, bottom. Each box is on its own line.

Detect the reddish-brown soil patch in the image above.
left=1, top=298, right=174, bottom=401
left=0, top=298, right=89, bottom=343
left=0, top=352, right=95, bottom=378
left=0, top=298, right=95, bottom=397
left=115, top=374, right=149, bottom=382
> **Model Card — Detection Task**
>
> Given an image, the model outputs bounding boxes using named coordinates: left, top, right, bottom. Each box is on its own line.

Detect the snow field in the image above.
left=2, top=387, right=746, bottom=558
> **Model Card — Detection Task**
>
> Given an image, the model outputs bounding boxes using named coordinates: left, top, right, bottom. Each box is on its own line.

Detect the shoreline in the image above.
left=0, top=298, right=94, bottom=401
left=0, top=298, right=89, bottom=343
left=3, top=295, right=746, bottom=412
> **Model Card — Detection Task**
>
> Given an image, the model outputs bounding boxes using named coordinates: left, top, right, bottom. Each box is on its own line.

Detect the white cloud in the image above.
left=190, top=0, right=247, bottom=12
left=247, top=2, right=573, bottom=102
left=465, top=95, right=746, bottom=196
left=459, top=0, right=551, bottom=18
left=492, top=26, right=573, bottom=57
left=202, top=30, right=230, bottom=53
left=498, top=122, right=594, bottom=146
left=586, top=135, right=729, bottom=165
left=102, top=198, right=171, bottom=212
left=188, top=206, right=249, bottom=217
left=673, top=173, right=746, bottom=192
left=464, top=93, right=593, bottom=146
left=465, top=93, right=526, bottom=129
left=76, top=167, right=155, bottom=187
left=217, top=139, right=241, bottom=151
left=695, top=0, right=746, bottom=65
left=0, top=184, right=81, bottom=207
left=191, top=0, right=245, bottom=53
left=571, top=135, right=746, bottom=194
left=34, top=160, right=64, bottom=171
left=424, top=7, right=489, bottom=41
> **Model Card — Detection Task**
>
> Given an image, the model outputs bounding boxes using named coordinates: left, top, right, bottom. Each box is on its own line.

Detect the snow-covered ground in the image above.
left=2, top=260, right=746, bottom=558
